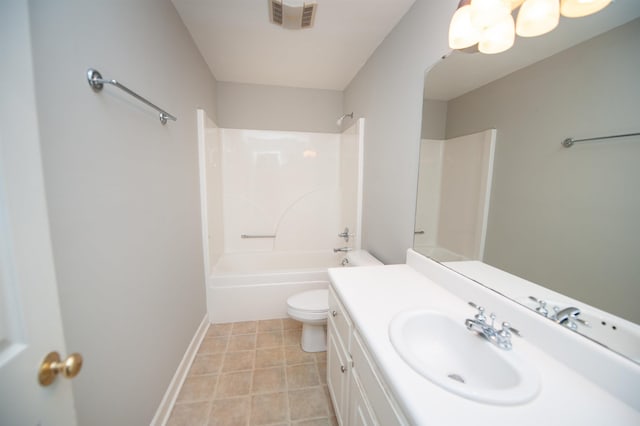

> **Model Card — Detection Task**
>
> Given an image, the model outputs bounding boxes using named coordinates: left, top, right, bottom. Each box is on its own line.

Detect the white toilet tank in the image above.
left=345, top=250, right=383, bottom=266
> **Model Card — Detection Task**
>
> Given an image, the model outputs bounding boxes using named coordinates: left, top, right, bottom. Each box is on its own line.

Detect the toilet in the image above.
left=286, top=250, right=382, bottom=352
left=287, top=289, right=330, bottom=352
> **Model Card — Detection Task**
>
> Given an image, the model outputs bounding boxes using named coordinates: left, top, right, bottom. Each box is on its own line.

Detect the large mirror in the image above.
left=415, top=2, right=640, bottom=362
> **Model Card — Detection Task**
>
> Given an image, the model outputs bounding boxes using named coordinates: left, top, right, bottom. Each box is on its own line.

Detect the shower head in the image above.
left=336, top=112, right=354, bottom=126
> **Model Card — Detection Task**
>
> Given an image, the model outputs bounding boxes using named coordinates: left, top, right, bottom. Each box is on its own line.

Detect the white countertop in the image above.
left=328, top=258, right=640, bottom=425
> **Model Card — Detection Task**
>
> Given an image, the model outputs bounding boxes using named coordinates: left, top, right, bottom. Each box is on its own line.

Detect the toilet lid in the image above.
left=287, top=289, right=328, bottom=313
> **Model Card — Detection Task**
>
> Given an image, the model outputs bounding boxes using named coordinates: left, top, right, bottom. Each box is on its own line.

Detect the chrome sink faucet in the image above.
left=465, top=303, right=519, bottom=351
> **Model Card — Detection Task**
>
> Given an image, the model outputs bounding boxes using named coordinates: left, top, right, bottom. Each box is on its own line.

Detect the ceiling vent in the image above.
left=269, top=0, right=317, bottom=29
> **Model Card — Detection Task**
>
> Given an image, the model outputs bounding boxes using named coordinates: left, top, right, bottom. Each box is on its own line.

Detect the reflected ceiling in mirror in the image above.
left=415, top=2, right=640, bottom=362
left=426, top=1, right=640, bottom=102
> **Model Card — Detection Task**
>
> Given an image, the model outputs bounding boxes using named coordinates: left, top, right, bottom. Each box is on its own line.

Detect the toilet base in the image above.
left=300, top=322, right=326, bottom=352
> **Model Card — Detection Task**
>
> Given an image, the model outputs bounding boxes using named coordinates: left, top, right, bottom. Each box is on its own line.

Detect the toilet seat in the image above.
left=287, top=289, right=328, bottom=314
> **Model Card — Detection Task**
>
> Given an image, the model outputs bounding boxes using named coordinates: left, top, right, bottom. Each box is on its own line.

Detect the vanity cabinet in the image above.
left=327, top=287, right=406, bottom=426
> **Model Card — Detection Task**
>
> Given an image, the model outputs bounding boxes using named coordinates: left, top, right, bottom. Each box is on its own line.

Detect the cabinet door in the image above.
left=349, top=369, right=377, bottom=426
left=327, top=323, right=349, bottom=425
left=351, top=333, right=407, bottom=426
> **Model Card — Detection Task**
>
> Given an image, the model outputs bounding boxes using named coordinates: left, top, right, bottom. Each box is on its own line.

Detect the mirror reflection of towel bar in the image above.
left=241, top=234, right=276, bottom=239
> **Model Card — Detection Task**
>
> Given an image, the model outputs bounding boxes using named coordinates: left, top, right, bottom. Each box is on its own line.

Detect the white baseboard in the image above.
left=150, top=314, right=209, bottom=426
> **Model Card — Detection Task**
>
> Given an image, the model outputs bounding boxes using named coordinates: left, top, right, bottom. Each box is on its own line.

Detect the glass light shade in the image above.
left=516, top=0, right=560, bottom=37
left=470, top=0, right=512, bottom=29
left=449, top=5, right=481, bottom=49
left=560, top=0, right=612, bottom=18
left=479, top=14, right=515, bottom=54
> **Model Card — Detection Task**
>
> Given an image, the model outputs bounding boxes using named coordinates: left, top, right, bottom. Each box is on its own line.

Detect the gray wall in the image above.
left=445, top=19, right=640, bottom=322
left=28, top=0, right=217, bottom=424
left=421, top=99, right=448, bottom=140
left=343, top=1, right=456, bottom=264
left=216, top=81, right=343, bottom=132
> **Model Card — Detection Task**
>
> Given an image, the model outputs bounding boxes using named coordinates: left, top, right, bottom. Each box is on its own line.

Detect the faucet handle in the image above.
left=575, top=317, right=590, bottom=327
left=528, top=296, right=551, bottom=317
left=468, top=302, right=486, bottom=323
left=337, top=227, right=355, bottom=242
left=489, top=312, right=497, bottom=328
left=536, top=300, right=549, bottom=316
left=499, top=322, right=521, bottom=337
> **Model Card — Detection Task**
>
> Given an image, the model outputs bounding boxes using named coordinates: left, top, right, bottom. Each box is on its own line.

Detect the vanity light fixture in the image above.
left=479, top=13, right=516, bottom=54
left=449, top=0, right=612, bottom=54
left=516, top=0, right=560, bottom=37
left=560, top=0, right=612, bottom=17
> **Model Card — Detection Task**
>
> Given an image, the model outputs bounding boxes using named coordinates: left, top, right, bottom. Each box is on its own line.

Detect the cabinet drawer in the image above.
left=329, top=286, right=352, bottom=350
left=352, top=332, right=407, bottom=426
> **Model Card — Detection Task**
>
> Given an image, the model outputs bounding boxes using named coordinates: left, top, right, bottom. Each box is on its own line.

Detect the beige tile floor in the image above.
left=167, top=318, right=338, bottom=426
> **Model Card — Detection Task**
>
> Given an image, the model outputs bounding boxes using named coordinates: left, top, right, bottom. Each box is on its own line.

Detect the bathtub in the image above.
left=207, top=250, right=380, bottom=323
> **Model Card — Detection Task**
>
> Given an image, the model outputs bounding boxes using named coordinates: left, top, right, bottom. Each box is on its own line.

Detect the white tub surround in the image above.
left=221, top=129, right=341, bottom=253
left=327, top=250, right=640, bottom=425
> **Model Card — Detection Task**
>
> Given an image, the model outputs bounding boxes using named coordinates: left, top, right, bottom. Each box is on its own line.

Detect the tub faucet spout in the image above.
left=333, top=247, right=352, bottom=253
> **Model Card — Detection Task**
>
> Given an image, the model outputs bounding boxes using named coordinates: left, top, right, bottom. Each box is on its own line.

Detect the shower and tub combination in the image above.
left=197, top=110, right=378, bottom=349
left=211, top=248, right=381, bottom=351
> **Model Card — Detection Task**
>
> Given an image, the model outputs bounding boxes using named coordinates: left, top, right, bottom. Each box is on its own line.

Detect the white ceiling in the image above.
left=172, top=0, right=416, bottom=91
left=424, top=0, right=640, bottom=101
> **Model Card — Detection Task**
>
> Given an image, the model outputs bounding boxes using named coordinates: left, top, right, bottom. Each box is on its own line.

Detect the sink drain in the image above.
left=447, top=373, right=465, bottom=384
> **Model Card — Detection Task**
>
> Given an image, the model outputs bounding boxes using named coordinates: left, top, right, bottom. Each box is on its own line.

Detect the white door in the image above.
left=0, top=1, right=78, bottom=424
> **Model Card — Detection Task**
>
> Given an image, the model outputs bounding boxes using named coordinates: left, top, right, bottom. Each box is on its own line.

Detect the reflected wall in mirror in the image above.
left=415, top=6, right=640, bottom=360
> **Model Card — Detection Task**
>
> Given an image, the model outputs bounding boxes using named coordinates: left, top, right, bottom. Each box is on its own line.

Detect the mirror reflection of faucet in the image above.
left=528, top=296, right=590, bottom=330
left=553, top=306, right=590, bottom=330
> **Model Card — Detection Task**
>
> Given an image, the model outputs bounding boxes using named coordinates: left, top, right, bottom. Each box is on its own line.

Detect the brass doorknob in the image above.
left=38, top=351, right=83, bottom=386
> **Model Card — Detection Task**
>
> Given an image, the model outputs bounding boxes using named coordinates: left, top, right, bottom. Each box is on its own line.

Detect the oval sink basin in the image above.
left=389, top=309, right=540, bottom=405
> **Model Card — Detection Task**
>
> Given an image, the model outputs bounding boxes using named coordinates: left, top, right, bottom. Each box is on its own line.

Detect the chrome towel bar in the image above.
left=561, top=132, right=640, bottom=148
left=240, top=234, right=276, bottom=239
left=86, top=68, right=177, bottom=125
